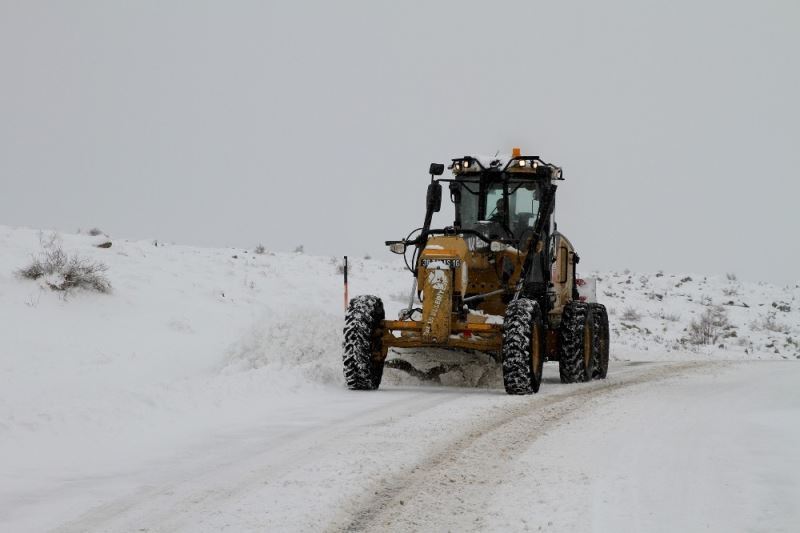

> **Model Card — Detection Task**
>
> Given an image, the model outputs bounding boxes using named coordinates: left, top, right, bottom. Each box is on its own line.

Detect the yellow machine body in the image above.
left=378, top=233, right=579, bottom=362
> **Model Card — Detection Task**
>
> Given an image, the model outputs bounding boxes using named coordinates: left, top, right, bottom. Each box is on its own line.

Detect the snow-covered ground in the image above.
left=0, top=225, right=798, bottom=532
left=596, top=268, right=800, bottom=361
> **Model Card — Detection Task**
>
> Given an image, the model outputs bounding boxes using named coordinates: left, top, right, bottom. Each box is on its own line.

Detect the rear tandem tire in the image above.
left=501, top=298, right=545, bottom=395
left=590, top=303, right=610, bottom=379
left=558, top=301, right=591, bottom=383
left=343, top=295, right=385, bottom=390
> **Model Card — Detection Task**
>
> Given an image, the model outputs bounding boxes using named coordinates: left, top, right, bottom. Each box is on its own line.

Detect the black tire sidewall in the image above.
left=502, top=298, right=544, bottom=395
left=343, top=295, right=385, bottom=390
left=558, top=301, right=589, bottom=383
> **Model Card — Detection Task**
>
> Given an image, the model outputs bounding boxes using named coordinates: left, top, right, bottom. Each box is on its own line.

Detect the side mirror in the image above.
left=426, top=182, right=442, bottom=213
left=429, top=163, right=444, bottom=176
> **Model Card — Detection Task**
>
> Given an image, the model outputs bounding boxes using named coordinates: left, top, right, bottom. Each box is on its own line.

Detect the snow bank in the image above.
left=224, top=309, right=345, bottom=387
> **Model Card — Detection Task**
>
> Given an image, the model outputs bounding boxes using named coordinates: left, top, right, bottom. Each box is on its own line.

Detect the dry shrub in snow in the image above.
left=651, top=310, right=680, bottom=322
left=722, top=286, right=739, bottom=296
left=87, top=227, right=104, bottom=236
left=254, top=244, right=266, bottom=255
left=17, top=247, right=111, bottom=293
left=688, top=306, right=730, bottom=345
left=621, top=307, right=642, bottom=322
left=751, top=313, right=790, bottom=334
left=38, top=230, right=61, bottom=249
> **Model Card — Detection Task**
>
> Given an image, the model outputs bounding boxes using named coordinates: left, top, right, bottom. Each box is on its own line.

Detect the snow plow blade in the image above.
left=379, top=320, right=502, bottom=356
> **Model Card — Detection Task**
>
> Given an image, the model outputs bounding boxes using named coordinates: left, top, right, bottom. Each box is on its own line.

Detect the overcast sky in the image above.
left=1, top=1, right=798, bottom=284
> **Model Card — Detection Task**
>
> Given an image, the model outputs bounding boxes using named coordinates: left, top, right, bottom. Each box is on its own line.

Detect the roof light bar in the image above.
left=447, top=153, right=563, bottom=180
left=448, top=156, right=482, bottom=173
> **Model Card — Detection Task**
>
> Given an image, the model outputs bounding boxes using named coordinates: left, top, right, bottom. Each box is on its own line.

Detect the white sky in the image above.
left=1, top=1, right=798, bottom=284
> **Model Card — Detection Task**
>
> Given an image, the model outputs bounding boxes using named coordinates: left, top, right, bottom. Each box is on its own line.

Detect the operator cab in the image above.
left=446, top=154, right=558, bottom=246
left=454, top=179, right=542, bottom=241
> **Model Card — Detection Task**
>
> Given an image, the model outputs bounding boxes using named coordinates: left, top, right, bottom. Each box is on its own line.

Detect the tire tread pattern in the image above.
left=502, top=298, right=543, bottom=395
left=590, top=303, right=610, bottom=379
left=343, top=295, right=385, bottom=390
left=558, top=301, right=589, bottom=383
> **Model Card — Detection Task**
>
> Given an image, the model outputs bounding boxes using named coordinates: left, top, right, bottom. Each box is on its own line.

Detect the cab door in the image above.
left=549, top=233, right=576, bottom=320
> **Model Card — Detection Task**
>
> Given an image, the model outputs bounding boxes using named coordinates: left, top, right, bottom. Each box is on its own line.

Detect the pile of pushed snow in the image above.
left=223, top=309, right=345, bottom=387
left=385, top=348, right=503, bottom=388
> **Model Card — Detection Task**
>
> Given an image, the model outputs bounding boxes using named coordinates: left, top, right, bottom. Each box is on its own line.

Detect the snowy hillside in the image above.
left=1, top=225, right=798, bottom=530
left=0, top=226, right=406, bottom=530
left=595, top=269, right=800, bottom=361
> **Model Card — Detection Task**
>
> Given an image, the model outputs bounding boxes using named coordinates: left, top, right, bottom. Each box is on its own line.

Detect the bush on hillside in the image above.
left=687, top=306, right=730, bottom=345
left=751, top=313, right=790, bottom=334
left=722, top=286, right=739, bottom=297
left=17, top=246, right=111, bottom=293
left=621, top=307, right=642, bottom=322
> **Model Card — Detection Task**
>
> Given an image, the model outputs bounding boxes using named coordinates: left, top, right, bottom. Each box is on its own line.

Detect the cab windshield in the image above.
left=456, top=180, right=541, bottom=239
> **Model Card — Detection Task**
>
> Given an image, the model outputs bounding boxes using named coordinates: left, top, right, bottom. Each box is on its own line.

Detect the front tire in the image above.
left=343, top=295, right=385, bottom=390
left=501, top=298, right=545, bottom=395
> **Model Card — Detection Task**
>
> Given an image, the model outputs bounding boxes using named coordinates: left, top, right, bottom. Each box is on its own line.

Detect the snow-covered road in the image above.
left=35, top=360, right=797, bottom=533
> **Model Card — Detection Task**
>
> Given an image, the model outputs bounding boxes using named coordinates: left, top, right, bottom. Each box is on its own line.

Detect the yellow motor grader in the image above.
left=343, top=149, right=609, bottom=394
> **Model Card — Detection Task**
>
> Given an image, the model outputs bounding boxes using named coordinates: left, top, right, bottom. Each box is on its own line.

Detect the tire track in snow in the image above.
left=335, top=361, right=717, bottom=532
left=53, top=362, right=716, bottom=533
left=53, top=391, right=461, bottom=533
